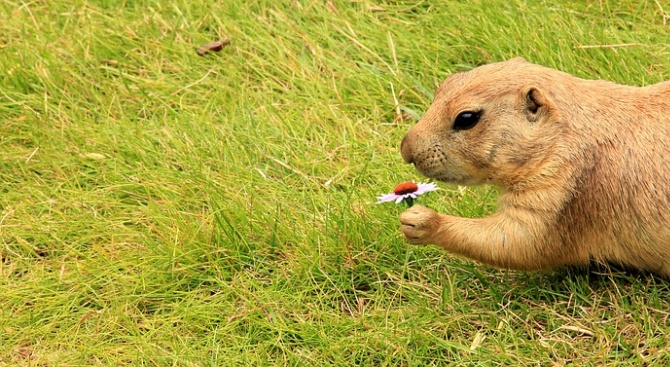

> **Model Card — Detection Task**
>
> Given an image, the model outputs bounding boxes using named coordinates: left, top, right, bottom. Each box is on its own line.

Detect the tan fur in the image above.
left=399, top=57, right=670, bottom=276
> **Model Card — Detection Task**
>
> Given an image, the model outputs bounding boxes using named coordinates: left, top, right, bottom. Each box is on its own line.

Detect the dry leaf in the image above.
left=196, top=39, right=231, bottom=56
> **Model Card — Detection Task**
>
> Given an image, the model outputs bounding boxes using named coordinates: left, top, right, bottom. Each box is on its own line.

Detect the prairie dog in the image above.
left=399, top=57, right=670, bottom=276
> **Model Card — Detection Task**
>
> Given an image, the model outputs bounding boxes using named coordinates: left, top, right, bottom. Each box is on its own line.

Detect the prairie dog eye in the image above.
left=453, top=111, right=481, bottom=131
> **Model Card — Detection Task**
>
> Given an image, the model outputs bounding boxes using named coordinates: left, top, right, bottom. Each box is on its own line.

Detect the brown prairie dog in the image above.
left=398, top=57, right=670, bottom=276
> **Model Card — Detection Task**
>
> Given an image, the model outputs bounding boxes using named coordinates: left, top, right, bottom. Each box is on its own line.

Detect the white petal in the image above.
left=414, top=182, right=439, bottom=195
left=376, top=193, right=400, bottom=204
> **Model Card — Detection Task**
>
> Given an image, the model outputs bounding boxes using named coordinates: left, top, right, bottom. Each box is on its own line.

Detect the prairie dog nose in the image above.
left=400, top=134, right=414, bottom=164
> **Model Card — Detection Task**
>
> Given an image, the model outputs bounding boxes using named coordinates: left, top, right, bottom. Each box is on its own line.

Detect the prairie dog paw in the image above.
left=399, top=205, right=441, bottom=245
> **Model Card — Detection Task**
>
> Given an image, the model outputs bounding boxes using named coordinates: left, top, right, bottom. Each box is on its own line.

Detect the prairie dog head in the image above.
left=401, top=58, right=562, bottom=187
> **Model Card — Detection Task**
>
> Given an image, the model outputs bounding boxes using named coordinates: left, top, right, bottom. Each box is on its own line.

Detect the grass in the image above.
left=1, top=0, right=670, bottom=365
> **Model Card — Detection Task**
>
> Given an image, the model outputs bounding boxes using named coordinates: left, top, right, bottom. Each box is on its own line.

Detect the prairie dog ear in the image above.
left=522, top=86, right=555, bottom=123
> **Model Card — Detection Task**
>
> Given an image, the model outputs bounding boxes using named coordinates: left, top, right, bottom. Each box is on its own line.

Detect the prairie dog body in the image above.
left=399, top=58, right=670, bottom=276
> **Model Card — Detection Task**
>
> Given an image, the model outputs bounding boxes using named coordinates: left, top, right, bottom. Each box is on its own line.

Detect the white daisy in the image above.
left=376, top=181, right=438, bottom=206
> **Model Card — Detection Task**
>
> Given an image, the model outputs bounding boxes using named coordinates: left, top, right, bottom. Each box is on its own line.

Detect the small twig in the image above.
left=654, top=0, right=669, bottom=25
left=267, top=156, right=310, bottom=180
left=171, top=69, right=215, bottom=96
left=558, top=325, right=595, bottom=337
left=390, top=82, right=402, bottom=123
left=25, top=147, right=39, bottom=163
left=0, top=209, right=12, bottom=232
left=387, top=31, right=398, bottom=71
left=576, top=43, right=639, bottom=49
left=334, top=24, right=397, bottom=77
left=17, top=1, right=40, bottom=30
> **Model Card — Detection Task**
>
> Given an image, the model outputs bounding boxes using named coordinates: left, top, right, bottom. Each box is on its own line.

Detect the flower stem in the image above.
left=405, top=197, right=414, bottom=208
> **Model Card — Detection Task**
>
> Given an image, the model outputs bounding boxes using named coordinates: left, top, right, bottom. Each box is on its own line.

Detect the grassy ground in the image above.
left=1, top=0, right=670, bottom=365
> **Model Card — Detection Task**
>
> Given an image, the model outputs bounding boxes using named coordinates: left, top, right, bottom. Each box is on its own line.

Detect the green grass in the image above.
left=2, top=0, right=670, bottom=365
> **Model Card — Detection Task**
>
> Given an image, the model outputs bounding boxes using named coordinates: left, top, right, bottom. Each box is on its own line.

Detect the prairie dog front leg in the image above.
left=399, top=205, right=585, bottom=270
